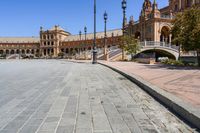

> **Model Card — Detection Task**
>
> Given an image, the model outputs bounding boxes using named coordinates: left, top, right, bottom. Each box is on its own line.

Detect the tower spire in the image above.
left=152, top=0, right=158, bottom=11
left=151, top=0, right=160, bottom=18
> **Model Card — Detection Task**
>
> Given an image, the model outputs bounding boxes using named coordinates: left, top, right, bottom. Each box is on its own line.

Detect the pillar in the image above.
left=104, top=44, right=109, bottom=61
left=162, top=36, right=165, bottom=42
left=192, top=0, right=195, bottom=5
left=169, top=34, right=172, bottom=44
left=179, top=0, right=182, bottom=10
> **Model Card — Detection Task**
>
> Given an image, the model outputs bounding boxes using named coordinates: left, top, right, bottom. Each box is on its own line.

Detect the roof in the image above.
left=0, top=37, right=40, bottom=43
left=64, top=29, right=122, bottom=42
left=49, top=26, right=65, bottom=31
left=0, top=29, right=122, bottom=43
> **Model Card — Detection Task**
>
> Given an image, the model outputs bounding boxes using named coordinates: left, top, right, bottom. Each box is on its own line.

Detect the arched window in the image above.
left=43, top=35, right=46, bottom=40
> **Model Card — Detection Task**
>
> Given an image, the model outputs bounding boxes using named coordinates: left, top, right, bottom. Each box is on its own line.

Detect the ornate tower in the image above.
left=151, top=0, right=160, bottom=18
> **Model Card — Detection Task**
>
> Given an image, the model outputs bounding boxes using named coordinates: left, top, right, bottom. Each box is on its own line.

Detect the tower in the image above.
left=151, top=0, right=160, bottom=18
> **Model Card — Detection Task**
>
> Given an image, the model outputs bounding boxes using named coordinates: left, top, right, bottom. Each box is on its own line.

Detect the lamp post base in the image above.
left=92, top=50, right=97, bottom=64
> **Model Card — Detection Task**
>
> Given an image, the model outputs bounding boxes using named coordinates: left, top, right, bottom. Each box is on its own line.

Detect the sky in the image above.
left=0, top=0, right=168, bottom=37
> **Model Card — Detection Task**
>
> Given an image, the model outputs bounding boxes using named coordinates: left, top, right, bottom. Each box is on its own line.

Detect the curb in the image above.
left=99, top=62, right=200, bottom=130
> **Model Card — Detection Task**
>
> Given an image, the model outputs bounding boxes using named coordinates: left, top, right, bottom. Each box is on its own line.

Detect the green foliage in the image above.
left=171, top=6, right=200, bottom=66
left=58, top=52, right=64, bottom=58
left=120, top=35, right=140, bottom=55
left=161, top=59, right=184, bottom=66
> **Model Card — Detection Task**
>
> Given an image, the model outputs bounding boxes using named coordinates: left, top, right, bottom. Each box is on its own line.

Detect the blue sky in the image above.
left=0, top=0, right=168, bottom=37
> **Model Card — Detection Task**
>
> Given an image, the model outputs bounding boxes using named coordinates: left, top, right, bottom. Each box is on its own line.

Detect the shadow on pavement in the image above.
left=143, top=64, right=200, bottom=70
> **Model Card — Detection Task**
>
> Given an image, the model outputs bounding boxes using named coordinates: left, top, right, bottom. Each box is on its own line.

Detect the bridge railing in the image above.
left=139, top=41, right=179, bottom=52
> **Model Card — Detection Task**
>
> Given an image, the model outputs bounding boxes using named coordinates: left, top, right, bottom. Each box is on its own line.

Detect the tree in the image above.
left=120, top=35, right=140, bottom=60
left=58, top=52, right=64, bottom=59
left=171, top=6, right=200, bottom=66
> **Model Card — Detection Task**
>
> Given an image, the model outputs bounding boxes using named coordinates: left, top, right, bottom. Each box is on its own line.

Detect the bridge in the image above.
left=96, top=41, right=180, bottom=61
left=72, top=41, right=180, bottom=61
left=138, top=41, right=180, bottom=60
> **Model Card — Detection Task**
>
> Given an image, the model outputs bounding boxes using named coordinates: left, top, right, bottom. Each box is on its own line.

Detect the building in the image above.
left=126, top=0, right=200, bottom=43
left=0, top=0, right=199, bottom=60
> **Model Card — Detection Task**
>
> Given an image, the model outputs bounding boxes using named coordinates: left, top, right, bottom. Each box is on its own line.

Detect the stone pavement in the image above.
left=0, top=60, right=197, bottom=133
left=99, top=61, right=200, bottom=108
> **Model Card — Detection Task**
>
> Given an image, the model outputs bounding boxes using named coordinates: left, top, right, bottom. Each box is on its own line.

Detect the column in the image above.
left=179, top=0, right=182, bottom=10
left=54, top=48, right=56, bottom=57
left=192, top=0, right=195, bottom=5
left=162, top=36, right=165, bottom=43
left=169, top=34, right=172, bottom=44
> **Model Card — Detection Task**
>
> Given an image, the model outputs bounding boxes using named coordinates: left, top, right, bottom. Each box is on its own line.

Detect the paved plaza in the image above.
left=0, top=60, right=197, bottom=133
left=100, top=61, right=200, bottom=108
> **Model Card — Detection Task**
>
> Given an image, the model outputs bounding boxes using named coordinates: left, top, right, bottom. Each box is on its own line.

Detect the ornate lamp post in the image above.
left=84, top=26, right=87, bottom=41
left=122, top=0, right=127, bottom=35
left=79, top=31, right=82, bottom=40
left=92, top=0, right=97, bottom=64
left=84, top=26, right=87, bottom=59
left=122, top=0, right=127, bottom=60
left=104, top=11, right=108, bottom=60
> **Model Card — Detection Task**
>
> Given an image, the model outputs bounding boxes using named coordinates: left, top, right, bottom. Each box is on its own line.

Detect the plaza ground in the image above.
left=99, top=61, right=200, bottom=108
left=0, top=60, right=198, bottom=133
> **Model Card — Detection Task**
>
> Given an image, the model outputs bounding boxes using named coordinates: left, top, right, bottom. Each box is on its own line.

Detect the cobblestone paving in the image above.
left=0, top=60, right=197, bottom=133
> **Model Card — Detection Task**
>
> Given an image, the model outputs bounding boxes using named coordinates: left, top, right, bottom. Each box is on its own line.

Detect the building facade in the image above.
left=126, top=0, right=200, bottom=43
left=0, top=0, right=199, bottom=59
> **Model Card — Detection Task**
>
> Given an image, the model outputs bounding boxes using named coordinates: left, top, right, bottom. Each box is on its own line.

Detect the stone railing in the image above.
left=139, top=41, right=179, bottom=52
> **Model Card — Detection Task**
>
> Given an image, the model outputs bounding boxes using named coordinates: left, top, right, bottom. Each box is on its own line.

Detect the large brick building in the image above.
left=0, top=0, right=199, bottom=59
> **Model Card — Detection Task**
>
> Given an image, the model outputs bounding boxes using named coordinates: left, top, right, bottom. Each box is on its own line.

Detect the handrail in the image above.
left=139, top=41, right=179, bottom=52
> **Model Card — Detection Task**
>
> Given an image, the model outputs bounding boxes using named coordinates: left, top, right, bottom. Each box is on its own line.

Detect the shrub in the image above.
left=161, top=59, right=184, bottom=66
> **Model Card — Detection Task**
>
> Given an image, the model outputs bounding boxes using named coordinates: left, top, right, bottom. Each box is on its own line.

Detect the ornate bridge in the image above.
left=78, top=41, right=180, bottom=61
left=138, top=41, right=180, bottom=60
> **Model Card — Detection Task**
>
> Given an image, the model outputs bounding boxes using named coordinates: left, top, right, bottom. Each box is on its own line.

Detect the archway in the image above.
left=160, top=26, right=170, bottom=43
left=10, top=50, right=15, bottom=55
left=31, top=49, right=34, bottom=54
left=22, top=49, right=25, bottom=54
left=135, top=49, right=177, bottom=61
left=47, top=49, right=50, bottom=55
left=65, top=48, right=69, bottom=54
left=0, top=50, right=3, bottom=55
left=51, top=49, right=54, bottom=54
left=16, top=49, right=20, bottom=54
left=135, top=31, right=141, bottom=40
left=26, top=49, right=30, bottom=54
left=6, top=50, right=10, bottom=55
left=36, top=49, right=39, bottom=54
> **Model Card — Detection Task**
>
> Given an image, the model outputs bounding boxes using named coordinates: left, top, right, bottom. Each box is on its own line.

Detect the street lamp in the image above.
left=92, top=0, right=97, bottom=64
left=122, top=0, right=127, bottom=60
left=79, top=31, right=82, bottom=40
left=122, top=0, right=127, bottom=35
left=104, top=11, right=108, bottom=60
left=84, top=26, right=87, bottom=59
left=84, top=26, right=87, bottom=41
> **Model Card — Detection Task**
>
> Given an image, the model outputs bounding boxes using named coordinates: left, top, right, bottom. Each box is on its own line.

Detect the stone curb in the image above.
left=99, top=62, right=200, bottom=130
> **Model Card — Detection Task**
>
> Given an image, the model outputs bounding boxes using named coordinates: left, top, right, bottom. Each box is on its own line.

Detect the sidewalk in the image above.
left=98, top=61, right=200, bottom=129
left=99, top=61, right=200, bottom=108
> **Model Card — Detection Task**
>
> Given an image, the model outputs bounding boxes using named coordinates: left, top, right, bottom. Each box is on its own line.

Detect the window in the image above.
left=51, top=35, right=54, bottom=39
left=52, top=42, right=54, bottom=46
left=174, top=4, right=178, bottom=12
left=48, top=42, right=50, bottom=45
left=186, top=0, right=191, bottom=7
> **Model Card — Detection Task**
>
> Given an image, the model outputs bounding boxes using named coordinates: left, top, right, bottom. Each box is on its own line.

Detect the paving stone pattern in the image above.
left=0, top=60, right=197, bottom=133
